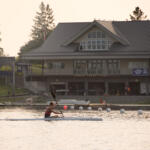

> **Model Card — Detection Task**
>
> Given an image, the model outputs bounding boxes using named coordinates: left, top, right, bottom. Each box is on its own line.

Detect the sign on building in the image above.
left=132, top=68, right=149, bottom=76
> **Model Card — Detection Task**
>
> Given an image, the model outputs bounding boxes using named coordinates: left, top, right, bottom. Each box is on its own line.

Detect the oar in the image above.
left=50, top=86, right=64, bottom=117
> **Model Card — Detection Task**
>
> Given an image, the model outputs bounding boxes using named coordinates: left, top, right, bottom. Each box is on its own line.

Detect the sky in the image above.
left=0, top=0, right=150, bottom=57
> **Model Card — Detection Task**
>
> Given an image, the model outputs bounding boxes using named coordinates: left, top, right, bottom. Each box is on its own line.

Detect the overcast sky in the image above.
left=0, top=0, right=150, bottom=56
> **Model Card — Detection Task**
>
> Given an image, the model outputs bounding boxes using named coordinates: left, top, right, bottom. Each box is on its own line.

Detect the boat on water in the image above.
left=0, top=117, right=102, bottom=121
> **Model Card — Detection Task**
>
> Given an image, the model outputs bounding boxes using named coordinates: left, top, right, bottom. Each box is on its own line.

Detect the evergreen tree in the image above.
left=19, top=1, right=55, bottom=56
left=31, top=2, right=55, bottom=41
left=130, top=7, right=147, bottom=21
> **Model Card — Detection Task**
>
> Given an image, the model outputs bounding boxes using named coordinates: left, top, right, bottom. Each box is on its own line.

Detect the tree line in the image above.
left=0, top=4, right=148, bottom=57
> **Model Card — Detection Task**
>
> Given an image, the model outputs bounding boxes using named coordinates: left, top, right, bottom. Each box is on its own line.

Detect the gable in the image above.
left=75, top=26, right=116, bottom=43
left=74, top=26, right=116, bottom=51
left=63, top=20, right=130, bottom=46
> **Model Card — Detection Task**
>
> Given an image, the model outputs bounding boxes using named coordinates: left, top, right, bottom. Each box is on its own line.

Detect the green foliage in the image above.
left=18, top=1, right=55, bottom=56
left=130, top=6, right=147, bottom=21
left=31, top=64, right=42, bottom=74
left=0, top=86, right=31, bottom=103
left=19, top=39, right=44, bottom=55
left=0, top=85, right=28, bottom=97
left=0, top=65, right=12, bottom=71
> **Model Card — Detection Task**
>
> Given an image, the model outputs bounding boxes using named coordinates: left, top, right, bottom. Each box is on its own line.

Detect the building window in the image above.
left=97, top=60, right=104, bottom=73
left=79, top=30, right=112, bottom=51
left=80, top=41, right=86, bottom=50
left=97, top=40, right=101, bottom=49
left=87, top=60, right=103, bottom=74
left=74, top=60, right=104, bottom=75
left=128, top=62, right=149, bottom=69
left=73, top=60, right=87, bottom=74
left=97, top=32, right=101, bottom=38
left=92, top=40, right=96, bottom=49
left=74, top=59, right=120, bottom=75
left=88, top=31, right=105, bottom=39
left=107, top=60, right=120, bottom=74
left=88, top=60, right=97, bottom=74
left=48, top=62, right=65, bottom=69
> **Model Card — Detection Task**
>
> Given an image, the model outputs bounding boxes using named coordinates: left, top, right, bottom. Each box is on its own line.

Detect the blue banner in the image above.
left=132, top=68, right=149, bottom=76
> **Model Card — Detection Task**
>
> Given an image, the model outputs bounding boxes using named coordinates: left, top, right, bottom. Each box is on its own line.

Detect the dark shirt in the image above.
left=45, top=107, right=52, bottom=117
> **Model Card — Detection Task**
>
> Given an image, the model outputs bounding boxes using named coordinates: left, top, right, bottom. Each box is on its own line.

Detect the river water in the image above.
left=0, top=108, right=150, bottom=150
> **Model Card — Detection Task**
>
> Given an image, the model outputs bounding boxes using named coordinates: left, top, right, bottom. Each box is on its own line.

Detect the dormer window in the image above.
left=88, top=31, right=106, bottom=39
left=79, top=30, right=111, bottom=51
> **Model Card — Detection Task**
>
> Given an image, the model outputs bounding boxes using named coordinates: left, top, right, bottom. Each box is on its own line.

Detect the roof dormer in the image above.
left=63, top=20, right=130, bottom=51
left=77, top=27, right=113, bottom=51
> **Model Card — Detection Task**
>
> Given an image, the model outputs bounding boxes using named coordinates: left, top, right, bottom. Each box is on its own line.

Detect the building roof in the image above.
left=21, top=20, right=150, bottom=60
left=63, top=20, right=130, bottom=46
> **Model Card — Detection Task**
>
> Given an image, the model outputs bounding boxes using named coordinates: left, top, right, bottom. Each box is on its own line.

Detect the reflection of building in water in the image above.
left=20, top=20, right=150, bottom=97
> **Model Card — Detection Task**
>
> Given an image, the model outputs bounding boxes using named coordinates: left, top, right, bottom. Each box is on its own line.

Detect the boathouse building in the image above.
left=21, top=20, right=150, bottom=99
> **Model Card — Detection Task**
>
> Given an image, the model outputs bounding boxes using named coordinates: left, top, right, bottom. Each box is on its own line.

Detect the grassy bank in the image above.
left=0, top=86, right=29, bottom=97
left=0, top=96, right=28, bottom=103
left=0, top=85, right=32, bottom=103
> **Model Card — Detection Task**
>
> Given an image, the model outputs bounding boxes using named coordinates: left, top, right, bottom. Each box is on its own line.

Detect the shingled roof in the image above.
left=21, top=20, right=150, bottom=60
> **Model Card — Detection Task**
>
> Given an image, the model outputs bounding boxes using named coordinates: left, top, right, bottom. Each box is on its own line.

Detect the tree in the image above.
left=0, top=32, right=4, bottom=56
left=130, top=6, right=147, bottom=21
left=31, top=2, right=55, bottom=41
left=18, top=39, right=43, bottom=55
left=19, top=1, right=55, bottom=56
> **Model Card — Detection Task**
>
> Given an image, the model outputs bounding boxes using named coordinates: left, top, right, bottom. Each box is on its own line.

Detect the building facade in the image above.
left=21, top=20, right=150, bottom=97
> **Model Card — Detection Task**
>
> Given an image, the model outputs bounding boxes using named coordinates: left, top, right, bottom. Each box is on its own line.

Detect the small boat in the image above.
left=0, top=117, right=102, bottom=121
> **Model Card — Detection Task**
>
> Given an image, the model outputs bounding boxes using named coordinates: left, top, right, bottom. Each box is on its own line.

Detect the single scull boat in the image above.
left=0, top=117, right=102, bottom=121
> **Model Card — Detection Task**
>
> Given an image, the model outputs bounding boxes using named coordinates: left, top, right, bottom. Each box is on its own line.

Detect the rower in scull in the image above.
left=45, top=101, right=63, bottom=118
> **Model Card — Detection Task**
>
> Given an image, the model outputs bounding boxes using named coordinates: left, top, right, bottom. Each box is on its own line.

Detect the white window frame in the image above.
left=79, top=30, right=111, bottom=51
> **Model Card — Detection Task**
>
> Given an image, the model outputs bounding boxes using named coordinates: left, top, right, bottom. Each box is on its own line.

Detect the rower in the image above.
left=45, top=101, right=63, bottom=118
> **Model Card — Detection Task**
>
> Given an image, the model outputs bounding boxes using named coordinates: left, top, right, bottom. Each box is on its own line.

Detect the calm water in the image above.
left=0, top=108, right=150, bottom=150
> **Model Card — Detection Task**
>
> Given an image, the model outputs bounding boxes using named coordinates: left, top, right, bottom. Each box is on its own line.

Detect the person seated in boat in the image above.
left=45, top=101, right=63, bottom=118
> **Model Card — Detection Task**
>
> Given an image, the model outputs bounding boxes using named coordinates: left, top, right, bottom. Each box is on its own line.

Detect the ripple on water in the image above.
left=0, top=109, right=150, bottom=150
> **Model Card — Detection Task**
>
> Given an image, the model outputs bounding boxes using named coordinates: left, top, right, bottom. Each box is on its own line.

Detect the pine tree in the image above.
left=130, top=7, right=147, bottom=21
left=19, top=2, right=55, bottom=56
left=31, top=2, right=55, bottom=41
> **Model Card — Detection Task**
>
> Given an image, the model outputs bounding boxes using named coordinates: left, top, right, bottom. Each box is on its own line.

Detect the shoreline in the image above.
left=0, top=103, right=150, bottom=110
